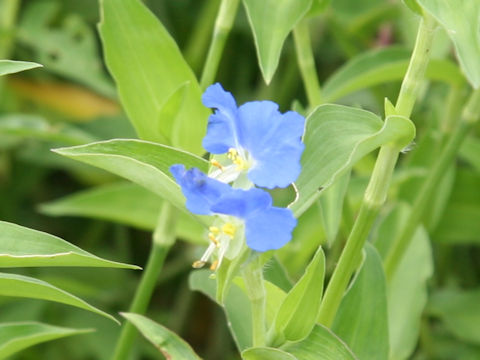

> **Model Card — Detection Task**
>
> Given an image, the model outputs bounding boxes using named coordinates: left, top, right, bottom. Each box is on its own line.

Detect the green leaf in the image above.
left=332, top=244, right=389, bottom=360
left=99, top=0, right=209, bottom=151
left=121, top=313, right=202, bottom=360
left=0, top=322, right=92, bottom=360
left=0, top=272, right=118, bottom=323
left=434, top=169, right=480, bottom=244
left=308, top=0, right=331, bottom=17
left=319, top=171, right=350, bottom=246
left=39, top=182, right=206, bottom=244
left=322, top=47, right=464, bottom=102
left=460, top=135, right=480, bottom=173
left=0, top=114, right=95, bottom=145
left=0, top=220, right=139, bottom=269
left=18, top=1, right=115, bottom=97
left=428, top=288, right=480, bottom=345
left=263, top=256, right=293, bottom=293
left=52, top=139, right=209, bottom=221
left=243, top=347, right=297, bottom=360
left=373, top=204, right=433, bottom=360
left=273, top=247, right=325, bottom=343
left=243, top=0, right=312, bottom=83
left=283, top=324, right=358, bottom=359
left=291, top=105, right=415, bottom=217
left=417, top=0, right=480, bottom=88
left=0, top=60, right=42, bottom=76
left=402, top=0, right=423, bottom=15
left=40, top=182, right=160, bottom=230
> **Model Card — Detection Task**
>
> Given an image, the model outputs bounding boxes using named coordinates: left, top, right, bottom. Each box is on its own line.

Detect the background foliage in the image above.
left=1, top=0, right=479, bottom=359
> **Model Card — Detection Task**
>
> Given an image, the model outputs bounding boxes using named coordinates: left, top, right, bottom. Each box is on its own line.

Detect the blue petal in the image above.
left=202, top=83, right=240, bottom=154
left=238, top=101, right=305, bottom=188
left=210, top=187, right=271, bottom=218
left=170, top=164, right=231, bottom=215
left=245, top=207, right=297, bottom=252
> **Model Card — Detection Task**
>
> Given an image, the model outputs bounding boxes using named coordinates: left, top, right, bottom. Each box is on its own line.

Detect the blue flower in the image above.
left=202, top=83, right=305, bottom=189
left=171, top=164, right=296, bottom=252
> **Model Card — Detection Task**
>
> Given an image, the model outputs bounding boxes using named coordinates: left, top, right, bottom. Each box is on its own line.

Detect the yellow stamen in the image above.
left=210, top=159, right=224, bottom=170
left=222, top=223, right=236, bottom=237
left=192, top=260, right=206, bottom=269
left=227, top=148, right=247, bottom=170
left=210, top=260, right=219, bottom=271
left=208, top=233, right=220, bottom=246
left=227, top=148, right=238, bottom=159
left=209, top=226, right=220, bottom=234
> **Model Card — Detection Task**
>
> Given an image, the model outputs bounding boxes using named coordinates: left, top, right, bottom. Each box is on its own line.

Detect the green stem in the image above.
left=242, top=255, right=266, bottom=347
left=317, top=13, right=436, bottom=328
left=0, top=0, right=20, bottom=58
left=317, top=146, right=399, bottom=327
left=395, top=14, right=436, bottom=116
left=293, top=18, right=322, bottom=107
left=200, top=0, right=240, bottom=89
left=439, top=86, right=464, bottom=140
left=112, top=204, right=177, bottom=360
left=384, top=88, right=480, bottom=280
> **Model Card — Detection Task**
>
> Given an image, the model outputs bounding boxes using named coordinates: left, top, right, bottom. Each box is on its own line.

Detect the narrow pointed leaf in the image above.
left=0, top=221, right=139, bottom=269
left=243, top=0, right=312, bottom=83
left=0, top=273, right=118, bottom=323
left=99, top=0, right=208, bottom=152
left=291, top=105, right=415, bottom=216
left=332, top=244, right=389, bottom=360
left=0, top=322, right=92, bottom=360
left=121, top=313, right=201, bottom=360
left=0, top=60, right=42, bottom=76
left=273, top=247, right=325, bottom=342
left=52, top=139, right=209, bottom=220
left=418, top=0, right=480, bottom=88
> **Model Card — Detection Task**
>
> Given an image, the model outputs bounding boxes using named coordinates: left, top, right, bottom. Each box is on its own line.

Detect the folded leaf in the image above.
left=291, top=105, right=415, bottom=216
left=273, top=247, right=325, bottom=343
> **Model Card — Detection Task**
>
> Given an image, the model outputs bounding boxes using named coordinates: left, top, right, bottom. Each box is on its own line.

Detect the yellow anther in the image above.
left=192, top=260, right=206, bottom=269
left=208, top=233, right=220, bottom=246
left=210, top=260, right=219, bottom=271
left=227, top=148, right=247, bottom=170
left=222, top=223, right=236, bottom=237
left=210, top=159, right=224, bottom=170
left=209, top=226, right=220, bottom=234
left=227, top=148, right=238, bottom=159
